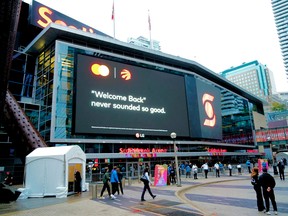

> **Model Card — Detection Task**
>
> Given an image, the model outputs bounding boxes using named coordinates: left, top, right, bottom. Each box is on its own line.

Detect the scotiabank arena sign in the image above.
left=30, top=1, right=110, bottom=37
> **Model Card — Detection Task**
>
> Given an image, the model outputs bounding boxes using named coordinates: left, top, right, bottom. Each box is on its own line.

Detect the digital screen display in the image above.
left=185, top=76, right=222, bottom=140
left=74, top=54, right=190, bottom=137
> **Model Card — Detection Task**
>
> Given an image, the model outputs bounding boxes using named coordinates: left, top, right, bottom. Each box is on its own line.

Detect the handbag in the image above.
left=140, top=175, right=148, bottom=183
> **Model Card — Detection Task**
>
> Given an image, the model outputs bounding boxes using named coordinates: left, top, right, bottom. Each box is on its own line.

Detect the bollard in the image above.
left=128, top=177, right=132, bottom=186
left=92, top=184, right=97, bottom=199
left=122, top=178, right=126, bottom=188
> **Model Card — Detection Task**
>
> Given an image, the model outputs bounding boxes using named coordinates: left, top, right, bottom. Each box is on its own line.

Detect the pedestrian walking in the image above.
left=141, top=167, right=156, bottom=201
left=219, top=162, right=224, bottom=175
left=99, top=167, right=112, bottom=199
left=228, top=163, right=232, bottom=176
left=192, top=164, right=198, bottom=179
left=277, top=160, right=285, bottom=181
left=259, top=168, right=278, bottom=215
left=214, top=162, right=220, bottom=177
left=117, top=167, right=124, bottom=195
left=185, top=164, right=191, bottom=178
left=110, top=166, right=119, bottom=199
left=201, top=162, right=209, bottom=178
left=251, top=167, right=265, bottom=212
left=237, top=163, right=242, bottom=175
left=246, top=160, right=251, bottom=173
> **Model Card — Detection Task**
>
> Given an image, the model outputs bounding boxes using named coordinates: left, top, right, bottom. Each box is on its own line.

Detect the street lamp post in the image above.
left=170, top=132, right=181, bottom=187
left=267, top=136, right=273, bottom=164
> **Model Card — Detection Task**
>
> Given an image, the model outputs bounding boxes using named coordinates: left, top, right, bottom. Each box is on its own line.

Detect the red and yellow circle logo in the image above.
left=91, top=64, right=109, bottom=77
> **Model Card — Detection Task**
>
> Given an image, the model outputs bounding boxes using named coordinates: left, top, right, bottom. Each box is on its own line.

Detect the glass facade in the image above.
left=32, top=41, right=256, bottom=150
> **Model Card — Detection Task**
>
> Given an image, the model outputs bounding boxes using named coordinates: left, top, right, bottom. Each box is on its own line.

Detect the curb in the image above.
left=174, top=176, right=250, bottom=216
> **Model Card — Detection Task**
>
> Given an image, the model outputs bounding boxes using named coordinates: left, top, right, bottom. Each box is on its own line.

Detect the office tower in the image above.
left=220, top=61, right=275, bottom=101
left=127, top=36, right=161, bottom=51
left=271, top=0, right=288, bottom=81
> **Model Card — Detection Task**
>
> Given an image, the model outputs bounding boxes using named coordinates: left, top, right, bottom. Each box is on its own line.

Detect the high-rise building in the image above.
left=271, top=0, right=288, bottom=81
left=127, top=36, right=161, bottom=51
left=220, top=60, right=276, bottom=101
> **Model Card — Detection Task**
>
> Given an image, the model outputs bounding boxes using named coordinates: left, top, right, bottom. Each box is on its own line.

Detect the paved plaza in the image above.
left=0, top=168, right=287, bottom=216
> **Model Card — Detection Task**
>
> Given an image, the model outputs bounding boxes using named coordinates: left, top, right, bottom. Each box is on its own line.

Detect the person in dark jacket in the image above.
left=74, top=170, right=82, bottom=194
left=99, top=167, right=112, bottom=199
left=259, top=168, right=278, bottom=215
left=277, top=160, right=285, bottom=181
left=251, top=167, right=265, bottom=212
left=116, top=167, right=124, bottom=195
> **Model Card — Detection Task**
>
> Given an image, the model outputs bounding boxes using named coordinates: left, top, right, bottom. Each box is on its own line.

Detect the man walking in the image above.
left=110, top=166, right=119, bottom=199
left=259, top=168, right=278, bottom=215
left=277, top=160, right=285, bottom=181
left=214, top=162, right=220, bottom=177
left=201, top=162, right=209, bottom=179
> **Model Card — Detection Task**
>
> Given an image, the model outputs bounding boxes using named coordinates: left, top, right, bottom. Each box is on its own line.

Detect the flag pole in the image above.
left=148, top=10, right=153, bottom=49
left=112, top=0, right=115, bottom=38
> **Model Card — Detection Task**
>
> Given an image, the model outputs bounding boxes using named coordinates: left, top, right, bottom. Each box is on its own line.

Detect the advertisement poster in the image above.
left=258, top=159, right=268, bottom=172
left=154, top=165, right=167, bottom=186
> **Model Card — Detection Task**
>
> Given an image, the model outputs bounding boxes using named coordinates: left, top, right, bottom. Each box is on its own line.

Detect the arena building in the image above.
left=2, top=1, right=268, bottom=182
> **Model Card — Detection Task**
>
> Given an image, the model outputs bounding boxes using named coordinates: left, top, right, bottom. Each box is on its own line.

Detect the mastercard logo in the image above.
left=91, top=63, right=109, bottom=77
left=90, top=63, right=132, bottom=81
left=121, top=69, right=131, bottom=80
left=202, top=93, right=216, bottom=127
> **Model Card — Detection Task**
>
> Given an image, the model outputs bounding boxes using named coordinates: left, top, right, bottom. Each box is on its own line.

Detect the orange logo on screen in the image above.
left=121, top=69, right=131, bottom=80
left=202, top=93, right=216, bottom=127
left=91, top=64, right=109, bottom=77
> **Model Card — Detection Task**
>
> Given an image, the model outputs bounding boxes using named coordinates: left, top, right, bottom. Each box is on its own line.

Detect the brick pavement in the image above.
left=0, top=168, right=287, bottom=216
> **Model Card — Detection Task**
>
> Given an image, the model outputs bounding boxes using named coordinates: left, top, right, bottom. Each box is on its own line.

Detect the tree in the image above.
left=271, top=102, right=287, bottom=112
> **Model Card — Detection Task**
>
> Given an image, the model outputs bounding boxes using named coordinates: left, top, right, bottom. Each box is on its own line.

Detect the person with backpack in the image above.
left=140, top=167, right=156, bottom=201
left=259, top=168, right=278, bottom=215
left=99, top=167, right=112, bottom=199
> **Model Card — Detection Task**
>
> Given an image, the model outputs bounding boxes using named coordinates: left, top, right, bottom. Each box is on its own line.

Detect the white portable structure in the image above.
left=23, top=145, right=86, bottom=198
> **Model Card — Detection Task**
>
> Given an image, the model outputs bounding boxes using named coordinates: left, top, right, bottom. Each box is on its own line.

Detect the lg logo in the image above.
left=202, top=93, right=216, bottom=127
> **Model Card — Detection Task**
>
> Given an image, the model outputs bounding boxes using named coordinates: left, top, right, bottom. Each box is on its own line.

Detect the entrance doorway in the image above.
left=68, top=163, right=82, bottom=193
left=126, top=162, right=150, bottom=179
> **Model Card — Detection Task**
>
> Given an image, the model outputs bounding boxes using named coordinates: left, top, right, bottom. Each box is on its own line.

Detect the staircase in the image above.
left=4, top=90, right=48, bottom=151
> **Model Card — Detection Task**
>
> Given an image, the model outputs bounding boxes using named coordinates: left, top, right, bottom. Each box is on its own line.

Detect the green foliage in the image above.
left=271, top=102, right=287, bottom=111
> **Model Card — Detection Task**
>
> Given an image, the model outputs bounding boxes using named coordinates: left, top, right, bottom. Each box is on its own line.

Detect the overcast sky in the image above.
left=27, top=0, right=288, bottom=92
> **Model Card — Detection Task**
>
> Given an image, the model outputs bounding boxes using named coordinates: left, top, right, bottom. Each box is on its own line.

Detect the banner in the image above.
left=258, top=159, right=268, bottom=172
left=154, top=164, right=167, bottom=186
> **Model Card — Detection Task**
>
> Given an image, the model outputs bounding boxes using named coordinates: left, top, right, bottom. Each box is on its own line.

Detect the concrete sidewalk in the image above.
left=0, top=168, right=287, bottom=216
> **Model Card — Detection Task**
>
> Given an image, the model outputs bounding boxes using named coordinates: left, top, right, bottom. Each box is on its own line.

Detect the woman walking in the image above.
left=141, top=167, right=156, bottom=201
left=99, top=167, right=112, bottom=199
left=251, top=167, right=265, bottom=212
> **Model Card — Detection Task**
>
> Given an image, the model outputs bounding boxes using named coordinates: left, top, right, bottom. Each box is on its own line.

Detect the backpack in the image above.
left=251, top=178, right=256, bottom=186
left=140, top=174, right=148, bottom=183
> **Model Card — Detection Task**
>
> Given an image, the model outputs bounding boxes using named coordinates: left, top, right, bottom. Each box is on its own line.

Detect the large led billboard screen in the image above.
left=74, top=54, right=190, bottom=137
left=185, top=76, right=222, bottom=140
